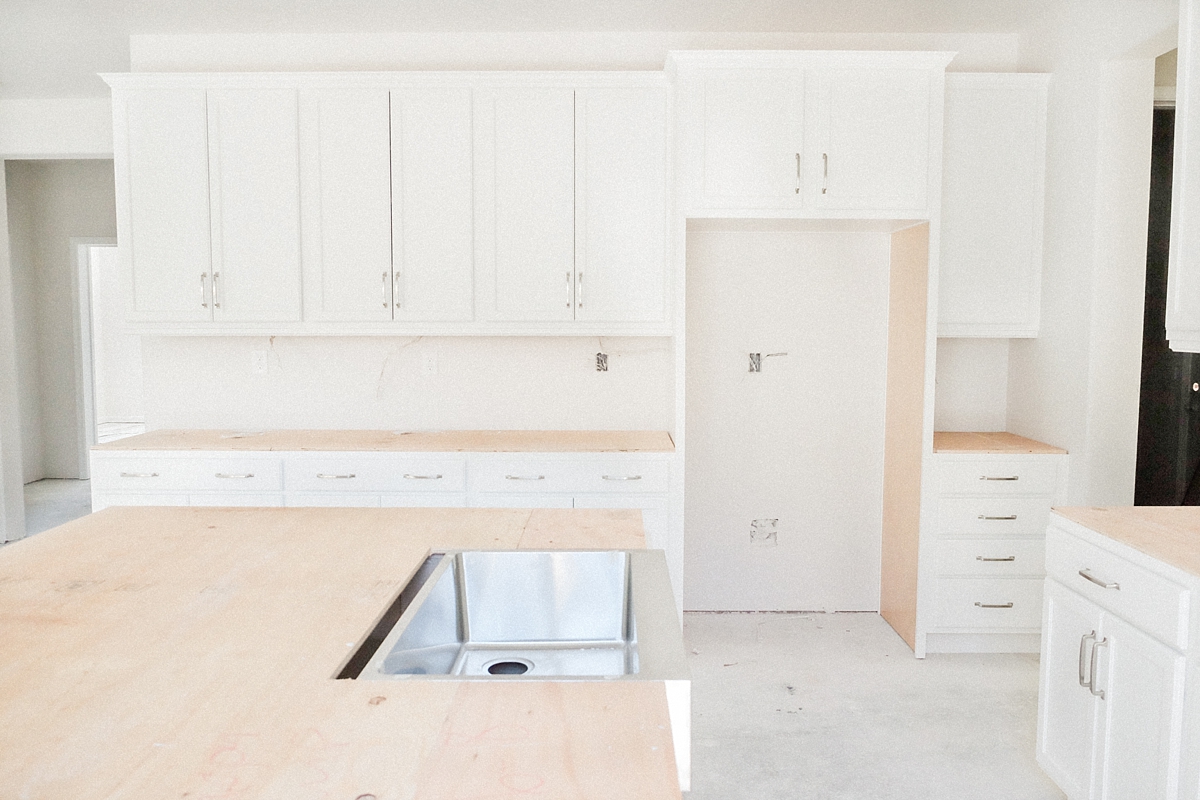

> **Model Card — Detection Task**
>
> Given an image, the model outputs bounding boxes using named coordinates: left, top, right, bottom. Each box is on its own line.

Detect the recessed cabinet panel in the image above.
left=809, top=68, right=931, bottom=211
left=487, top=88, right=576, bottom=322
left=119, top=88, right=212, bottom=322
left=693, top=69, right=805, bottom=209
left=300, top=88, right=393, bottom=322
left=575, top=87, right=668, bottom=323
left=207, top=89, right=303, bottom=322
left=391, top=87, right=475, bottom=322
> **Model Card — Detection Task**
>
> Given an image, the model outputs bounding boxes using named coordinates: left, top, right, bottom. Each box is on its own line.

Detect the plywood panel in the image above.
left=933, top=430, right=1067, bottom=454
left=880, top=223, right=929, bottom=650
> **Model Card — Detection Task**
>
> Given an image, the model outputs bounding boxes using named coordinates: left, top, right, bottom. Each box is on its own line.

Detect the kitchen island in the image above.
left=0, top=506, right=683, bottom=799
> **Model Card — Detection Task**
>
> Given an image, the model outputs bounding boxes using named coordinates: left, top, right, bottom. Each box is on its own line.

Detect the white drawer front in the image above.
left=466, top=493, right=574, bottom=509
left=92, top=492, right=190, bottom=509
left=283, top=455, right=467, bottom=493
left=380, top=493, right=468, bottom=508
left=936, top=458, right=1059, bottom=496
left=189, top=493, right=284, bottom=507
left=933, top=577, right=1045, bottom=630
left=1046, top=530, right=1190, bottom=649
left=937, top=497, right=1052, bottom=537
left=936, top=538, right=1046, bottom=577
left=189, top=458, right=283, bottom=492
left=468, top=458, right=668, bottom=494
left=286, top=493, right=381, bottom=508
left=91, top=456, right=193, bottom=492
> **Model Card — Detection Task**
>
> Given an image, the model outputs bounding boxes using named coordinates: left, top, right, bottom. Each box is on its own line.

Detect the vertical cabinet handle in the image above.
left=566, top=271, right=572, bottom=308
left=822, top=153, right=829, bottom=195
left=393, top=271, right=402, bottom=310
left=212, top=272, right=221, bottom=309
left=382, top=272, right=389, bottom=308
left=1089, top=638, right=1108, bottom=699
left=577, top=272, right=583, bottom=309
left=795, top=153, right=801, bottom=194
left=200, top=272, right=209, bottom=308
left=1078, top=631, right=1096, bottom=688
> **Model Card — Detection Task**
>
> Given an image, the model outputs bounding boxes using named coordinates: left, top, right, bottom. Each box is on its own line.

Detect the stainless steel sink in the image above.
left=357, top=550, right=684, bottom=681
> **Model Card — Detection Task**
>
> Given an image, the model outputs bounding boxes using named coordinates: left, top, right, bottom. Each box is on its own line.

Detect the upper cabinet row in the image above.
left=109, top=76, right=669, bottom=334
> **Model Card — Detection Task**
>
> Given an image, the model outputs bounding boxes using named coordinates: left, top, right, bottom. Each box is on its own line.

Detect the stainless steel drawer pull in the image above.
left=974, top=602, right=1014, bottom=609
left=1078, top=568, right=1120, bottom=590
left=602, top=475, right=642, bottom=481
left=317, top=473, right=356, bottom=480
left=505, top=475, right=545, bottom=481
left=980, top=475, right=1019, bottom=481
left=976, top=556, right=1016, bottom=562
left=120, top=472, right=159, bottom=478
left=403, top=474, right=442, bottom=480
left=215, top=473, right=254, bottom=479
left=1079, top=631, right=1096, bottom=687
left=978, top=514, right=1018, bottom=521
left=1089, top=638, right=1109, bottom=699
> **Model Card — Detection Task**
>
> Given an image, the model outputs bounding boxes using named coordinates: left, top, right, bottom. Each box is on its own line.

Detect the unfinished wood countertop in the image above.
left=93, top=429, right=676, bottom=453
left=1053, top=506, right=1200, bottom=579
left=0, top=507, right=680, bottom=799
left=933, top=431, right=1067, bottom=455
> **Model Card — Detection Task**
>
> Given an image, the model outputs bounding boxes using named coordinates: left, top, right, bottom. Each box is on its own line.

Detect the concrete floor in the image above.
left=22, top=478, right=92, bottom=538
left=684, top=612, right=1064, bottom=799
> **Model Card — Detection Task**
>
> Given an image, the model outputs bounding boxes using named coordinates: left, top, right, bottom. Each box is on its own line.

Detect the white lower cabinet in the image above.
left=1038, top=518, right=1192, bottom=800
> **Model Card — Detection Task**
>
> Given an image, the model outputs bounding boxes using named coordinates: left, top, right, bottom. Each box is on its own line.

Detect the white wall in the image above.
left=934, top=338, right=1010, bottom=431
left=5, top=160, right=117, bottom=481
left=684, top=227, right=891, bottom=611
left=0, top=99, right=113, bottom=159
left=141, top=336, right=671, bottom=432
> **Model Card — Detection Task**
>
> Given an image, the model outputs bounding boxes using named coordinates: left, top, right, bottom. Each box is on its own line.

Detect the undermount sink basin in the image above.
left=351, top=549, right=686, bottom=681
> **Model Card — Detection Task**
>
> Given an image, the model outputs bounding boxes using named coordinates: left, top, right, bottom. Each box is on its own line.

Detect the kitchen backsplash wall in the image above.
left=140, top=335, right=673, bottom=432
left=933, top=337, right=1010, bottom=431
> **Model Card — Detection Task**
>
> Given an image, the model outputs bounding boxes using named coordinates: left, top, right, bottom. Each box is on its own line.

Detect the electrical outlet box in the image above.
left=748, top=353, right=762, bottom=372
left=596, top=352, right=608, bottom=371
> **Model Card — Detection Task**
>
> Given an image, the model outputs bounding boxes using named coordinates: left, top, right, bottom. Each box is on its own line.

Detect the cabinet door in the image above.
left=938, top=75, right=1047, bottom=337
left=1038, top=579, right=1103, bottom=800
left=684, top=68, right=805, bottom=210
left=391, top=87, right=475, bottom=322
left=116, top=88, right=212, bottom=322
left=300, top=88, right=393, bottom=322
left=575, top=87, right=667, bottom=323
left=207, top=89, right=303, bottom=322
left=808, top=68, right=932, bottom=211
left=1095, top=612, right=1186, bottom=800
left=483, top=88, right=575, bottom=321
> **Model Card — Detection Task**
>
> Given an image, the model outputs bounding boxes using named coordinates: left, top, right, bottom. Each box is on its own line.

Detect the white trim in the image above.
left=71, top=238, right=118, bottom=481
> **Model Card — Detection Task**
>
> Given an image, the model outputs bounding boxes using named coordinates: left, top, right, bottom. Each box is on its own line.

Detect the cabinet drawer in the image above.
left=91, top=456, right=193, bottom=492
left=1046, top=531, right=1190, bottom=649
left=92, top=492, right=190, bottom=510
left=466, top=493, right=575, bottom=509
left=933, top=577, right=1044, bottom=630
left=283, top=455, right=466, bottom=493
left=936, top=458, right=1059, bottom=495
left=937, top=497, right=1052, bottom=537
left=188, top=458, right=283, bottom=492
left=189, top=493, right=284, bottom=507
left=286, top=493, right=381, bottom=508
left=936, top=538, right=1046, bottom=577
left=468, top=459, right=668, bottom=494
left=380, top=493, right=467, bottom=508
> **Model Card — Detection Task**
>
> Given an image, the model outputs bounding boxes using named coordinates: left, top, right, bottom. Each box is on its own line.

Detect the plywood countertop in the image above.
left=933, top=431, right=1067, bottom=455
left=0, top=507, right=681, bottom=799
left=1054, top=506, right=1200, bottom=579
left=92, top=429, right=676, bottom=453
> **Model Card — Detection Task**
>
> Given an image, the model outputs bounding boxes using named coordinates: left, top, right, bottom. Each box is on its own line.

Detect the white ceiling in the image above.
left=0, top=0, right=1073, bottom=98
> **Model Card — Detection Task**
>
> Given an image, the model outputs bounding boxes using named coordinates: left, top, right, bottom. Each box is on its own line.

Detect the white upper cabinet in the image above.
left=938, top=74, right=1049, bottom=338
left=672, top=51, right=951, bottom=218
left=300, top=88, right=393, bottom=323
left=206, top=88, right=303, bottom=323
left=391, top=87, right=475, bottom=322
left=574, top=87, right=668, bottom=323
left=114, top=87, right=212, bottom=323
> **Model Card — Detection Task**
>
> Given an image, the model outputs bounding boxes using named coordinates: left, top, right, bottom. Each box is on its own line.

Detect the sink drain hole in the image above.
left=486, top=660, right=531, bottom=675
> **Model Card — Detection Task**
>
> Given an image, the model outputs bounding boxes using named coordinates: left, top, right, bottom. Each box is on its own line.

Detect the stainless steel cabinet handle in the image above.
left=505, top=475, right=545, bottom=481
left=980, top=475, right=1019, bottom=481
left=974, top=602, right=1014, bottom=609
left=403, top=474, right=442, bottom=480
left=978, top=514, right=1018, bottom=520
left=200, top=272, right=209, bottom=308
left=795, top=153, right=801, bottom=194
left=316, top=473, right=356, bottom=480
left=577, top=272, right=583, bottom=308
left=976, top=555, right=1016, bottom=562
left=1079, top=631, right=1096, bottom=687
left=822, top=152, right=828, bottom=194
left=1089, top=637, right=1108, bottom=699
left=382, top=272, right=389, bottom=308
left=566, top=271, right=572, bottom=308
left=393, top=271, right=402, bottom=310
left=602, top=475, right=642, bottom=481
left=1078, top=568, right=1120, bottom=590
left=215, top=473, right=254, bottom=479
left=120, top=472, right=159, bottom=478
left=212, top=271, right=221, bottom=309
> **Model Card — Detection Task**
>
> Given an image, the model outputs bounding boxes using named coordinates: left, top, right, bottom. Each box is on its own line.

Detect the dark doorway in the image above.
left=1135, top=107, right=1200, bottom=505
